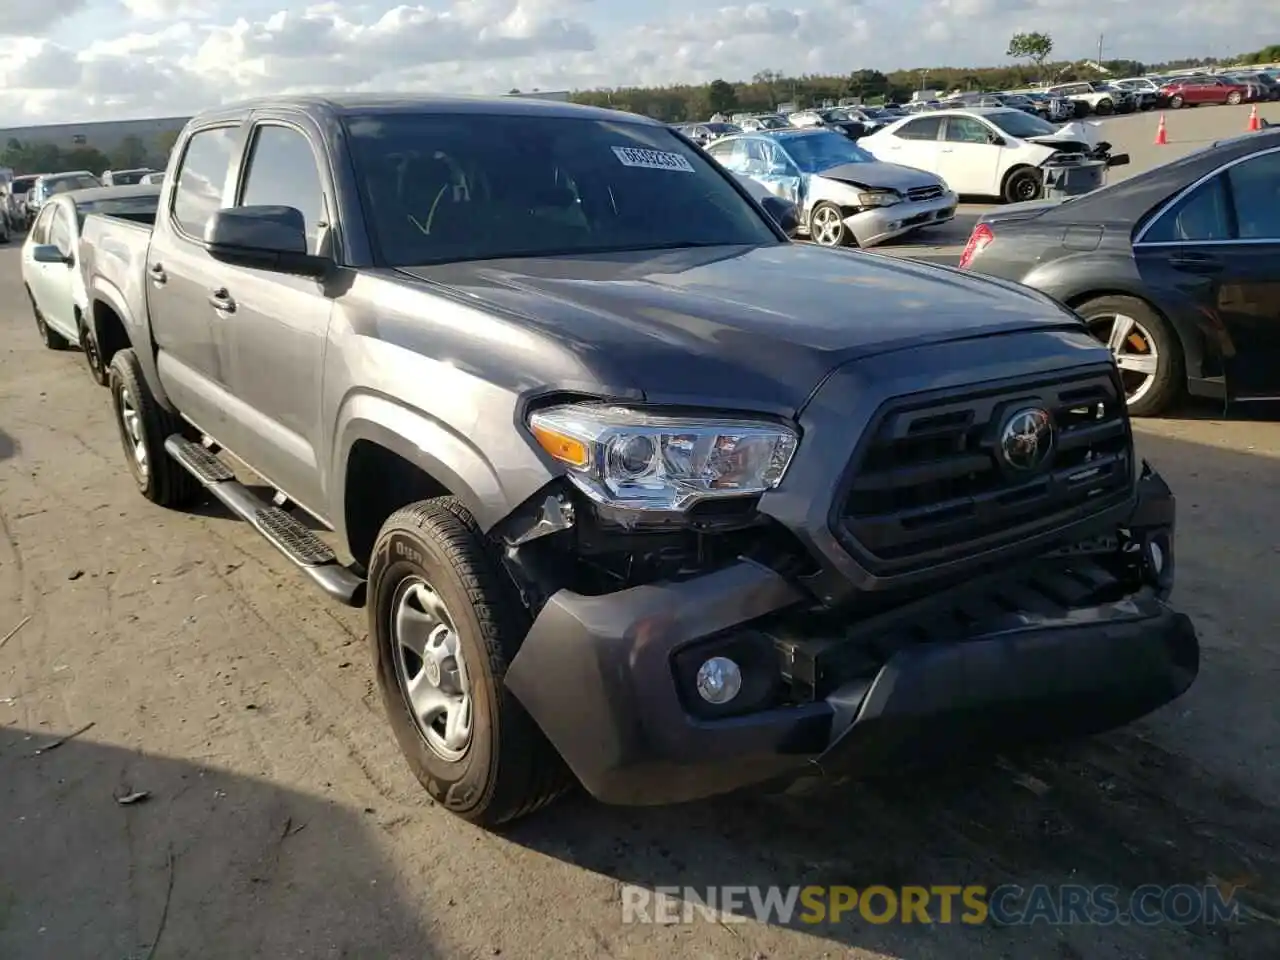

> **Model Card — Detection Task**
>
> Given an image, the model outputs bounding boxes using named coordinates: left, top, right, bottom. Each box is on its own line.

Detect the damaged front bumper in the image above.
left=846, top=191, right=958, bottom=247
left=505, top=463, right=1198, bottom=806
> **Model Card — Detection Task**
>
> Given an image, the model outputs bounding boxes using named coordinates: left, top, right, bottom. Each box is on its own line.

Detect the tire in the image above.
left=1094, top=99, right=1113, bottom=116
left=807, top=201, right=853, bottom=247
left=77, top=311, right=108, bottom=386
left=1076, top=295, right=1184, bottom=417
left=28, top=289, right=69, bottom=350
left=368, top=498, right=572, bottom=827
left=1227, top=91, right=1242, bottom=106
left=108, top=349, right=201, bottom=506
left=1003, top=167, right=1042, bottom=204
left=1169, top=95, right=1184, bottom=109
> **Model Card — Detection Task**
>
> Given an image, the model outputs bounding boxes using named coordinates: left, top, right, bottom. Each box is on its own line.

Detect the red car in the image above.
left=1159, top=77, right=1249, bottom=108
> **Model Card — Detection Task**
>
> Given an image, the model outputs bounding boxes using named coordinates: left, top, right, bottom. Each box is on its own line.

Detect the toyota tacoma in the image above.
left=78, top=94, right=1198, bottom=826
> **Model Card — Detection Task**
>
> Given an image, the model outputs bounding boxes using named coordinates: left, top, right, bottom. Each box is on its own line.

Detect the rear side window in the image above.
left=896, top=117, right=942, bottom=141
left=1228, top=150, right=1280, bottom=240
left=30, top=204, right=54, bottom=243
left=172, top=126, right=239, bottom=239
left=1143, top=175, right=1232, bottom=242
left=49, top=205, right=72, bottom=251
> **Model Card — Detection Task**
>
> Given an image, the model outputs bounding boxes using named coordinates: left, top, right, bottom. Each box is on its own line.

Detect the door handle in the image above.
left=1168, top=254, right=1224, bottom=274
left=148, top=262, right=167, bottom=285
left=207, top=288, right=237, bottom=313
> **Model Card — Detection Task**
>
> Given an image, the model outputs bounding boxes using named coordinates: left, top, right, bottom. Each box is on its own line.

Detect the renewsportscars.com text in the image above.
left=621, top=883, right=1241, bottom=926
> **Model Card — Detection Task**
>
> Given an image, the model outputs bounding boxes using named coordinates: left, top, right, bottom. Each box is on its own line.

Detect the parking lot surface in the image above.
left=3, top=104, right=1280, bottom=960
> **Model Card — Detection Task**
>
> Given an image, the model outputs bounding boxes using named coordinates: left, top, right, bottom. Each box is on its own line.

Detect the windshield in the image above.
left=109, top=170, right=149, bottom=185
left=343, top=112, right=780, bottom=266
left=779, top=132, right=876, bottom=173
left=11, top=178, right=36, bottom=195
left=754, top=116, right=790, bottom=129
left=75, top=195, right=159, bottom=227
left=986, top=111, right=1058, bottom=139
left=705, top=123, right=741, bottom=134
left=818, top=109, right=851, bottom=122
left=44, top=175, right=100, bottom=195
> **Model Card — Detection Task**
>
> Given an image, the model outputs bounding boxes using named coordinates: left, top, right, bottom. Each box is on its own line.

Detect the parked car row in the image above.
left=16, top=93, right=1200, bottom=832
left=674, top=104, right=913, bottom=147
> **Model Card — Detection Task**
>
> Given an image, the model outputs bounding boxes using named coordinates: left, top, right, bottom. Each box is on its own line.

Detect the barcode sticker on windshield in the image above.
left=612, top=146, right=695, bottom=172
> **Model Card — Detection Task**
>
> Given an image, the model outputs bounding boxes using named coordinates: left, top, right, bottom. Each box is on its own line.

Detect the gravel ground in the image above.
left=2, top=108, right=1280, bottom=959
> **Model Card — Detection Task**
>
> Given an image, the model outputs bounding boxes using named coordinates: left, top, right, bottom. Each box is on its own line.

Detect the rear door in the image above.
left=875, top=115, right=942, bottom=174
left=218, top=115, right=337, bottom=513
left=938, top=115, right=1001, bottom=195
left=145, top=122, right=246, bottom=440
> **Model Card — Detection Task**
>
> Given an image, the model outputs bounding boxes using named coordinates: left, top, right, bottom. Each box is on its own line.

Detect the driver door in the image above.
left=755, top=141, right=803, bottom=208
left=938, top=115, right=1002, bottom=196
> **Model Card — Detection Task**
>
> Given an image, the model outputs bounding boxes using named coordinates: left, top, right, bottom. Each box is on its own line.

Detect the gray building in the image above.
left=0, top=115, right=191, bottom=156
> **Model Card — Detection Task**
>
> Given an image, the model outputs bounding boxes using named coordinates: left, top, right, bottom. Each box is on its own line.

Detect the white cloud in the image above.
left=0, top=0, right=1273, bottom=126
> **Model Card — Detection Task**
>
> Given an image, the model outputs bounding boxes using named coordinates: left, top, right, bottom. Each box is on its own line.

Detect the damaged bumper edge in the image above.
left=505, top=461, right=1199, bottom=807
left=847, top=191, right=958, bottom=247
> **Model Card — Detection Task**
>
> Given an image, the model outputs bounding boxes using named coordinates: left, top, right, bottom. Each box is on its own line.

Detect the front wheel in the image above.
left=808, top=201, right=852, bottom=247
left=1094, top=99, right=1114, bottom=116
left=1169, top=95, right=1185, bottom=109
left=108, top=349, right=201, bottom=506
left=1003, top=167, right=1042, bottom=204
left=368, top=498, right=572, bottom=826
left=1077, top=295, right=1184, bottom=417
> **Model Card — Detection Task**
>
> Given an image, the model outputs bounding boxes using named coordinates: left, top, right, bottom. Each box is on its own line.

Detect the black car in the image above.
left=957, top=128, right=1280, bottom=416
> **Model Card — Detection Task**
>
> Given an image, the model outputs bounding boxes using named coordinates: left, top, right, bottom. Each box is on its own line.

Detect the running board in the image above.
left=164, top=435, right=367, bottom=608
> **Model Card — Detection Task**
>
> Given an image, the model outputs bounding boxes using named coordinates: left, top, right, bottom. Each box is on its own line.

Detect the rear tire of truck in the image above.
left=368, top=498, right=572, bottom=827
left=108, top=349, right=202, bottom=507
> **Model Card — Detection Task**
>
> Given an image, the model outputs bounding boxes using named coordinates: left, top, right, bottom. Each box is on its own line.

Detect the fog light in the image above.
left=695, top=656, right=742, bottom=704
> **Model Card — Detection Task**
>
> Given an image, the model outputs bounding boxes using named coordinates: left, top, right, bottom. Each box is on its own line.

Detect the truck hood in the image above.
left=398, top=243, right=1081, bottom=414
left=814, top=160, right=942, bottom=192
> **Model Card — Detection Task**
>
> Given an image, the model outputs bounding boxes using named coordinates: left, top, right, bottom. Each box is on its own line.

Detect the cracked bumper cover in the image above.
left=846, top=191, right=958, bottom=247
left=504, top=463, right=1198, bottom=806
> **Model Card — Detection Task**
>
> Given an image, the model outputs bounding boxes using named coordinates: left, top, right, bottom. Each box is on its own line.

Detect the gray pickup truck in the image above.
left=79, top=94, right=1198, bottom=827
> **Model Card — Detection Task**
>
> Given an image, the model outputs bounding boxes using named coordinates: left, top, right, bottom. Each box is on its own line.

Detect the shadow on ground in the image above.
left=0, top=428, right=17, bottom=462
left=505, top=430, right=1280, bottom=960
left=0, top=726, right=439, bottom=960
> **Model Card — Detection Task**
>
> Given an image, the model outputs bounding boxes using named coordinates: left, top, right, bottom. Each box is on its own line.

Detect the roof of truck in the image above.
left=196, top=93, right=656, bottom=125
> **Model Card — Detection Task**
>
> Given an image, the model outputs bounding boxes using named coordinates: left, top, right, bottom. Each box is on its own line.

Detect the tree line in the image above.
left=2, top=129, right=180, bottom=177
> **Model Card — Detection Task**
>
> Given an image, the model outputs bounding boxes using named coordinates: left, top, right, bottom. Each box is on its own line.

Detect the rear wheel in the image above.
left=1077, top=295, right=1183, bottom=417
left=77, top=312, right=108, bottom=386
left=808, top=202, right=852, bottom=247
left=108, top=349, right=201, bottom=506
left=368, top=499, right=572, bottom=826
left=1226, top=91, right=1243, bottom=106
left=1094, top=99, right=1114, bottom=116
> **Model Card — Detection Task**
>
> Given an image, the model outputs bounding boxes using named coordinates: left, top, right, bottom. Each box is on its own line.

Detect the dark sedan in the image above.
left=956, top=128, right=1280, bottom=416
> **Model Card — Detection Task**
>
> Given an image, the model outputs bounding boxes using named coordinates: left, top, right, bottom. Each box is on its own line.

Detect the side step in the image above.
left=165, top=436, right=367, bottom=607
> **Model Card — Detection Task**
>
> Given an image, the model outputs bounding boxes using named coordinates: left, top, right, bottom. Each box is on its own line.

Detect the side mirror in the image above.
left=32, top=244, right=70, bottom=265
left=760, top=196, right=800, bottom=237
left=204, top=205, right=330, bottom=278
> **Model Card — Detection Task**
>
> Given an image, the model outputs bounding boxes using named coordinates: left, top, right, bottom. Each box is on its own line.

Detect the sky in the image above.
left=0, top=0, right=1273, bottom=127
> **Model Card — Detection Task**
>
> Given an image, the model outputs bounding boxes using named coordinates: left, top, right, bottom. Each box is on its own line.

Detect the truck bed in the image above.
left=78, top=212, right=156, bottom=343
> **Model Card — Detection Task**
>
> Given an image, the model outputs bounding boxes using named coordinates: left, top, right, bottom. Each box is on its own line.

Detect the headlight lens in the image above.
left=528, top=404, right=799, bottom=511
left=856, top=189, right=901, bottom=208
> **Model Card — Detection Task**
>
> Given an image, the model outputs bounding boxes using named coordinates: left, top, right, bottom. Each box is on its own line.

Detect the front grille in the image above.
left=835, top=369, right=1132, bottom=573
left=907, top=185, right=944, bottom=202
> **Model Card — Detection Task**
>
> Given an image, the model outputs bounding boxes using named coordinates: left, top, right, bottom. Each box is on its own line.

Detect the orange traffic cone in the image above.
left=1248, top=105, right=1261, bottom=131
left=1154, top=113, right=1168, bottom=145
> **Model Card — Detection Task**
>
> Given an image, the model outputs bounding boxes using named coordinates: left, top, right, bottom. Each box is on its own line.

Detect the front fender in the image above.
left=332, top=392, right=523, bottom=542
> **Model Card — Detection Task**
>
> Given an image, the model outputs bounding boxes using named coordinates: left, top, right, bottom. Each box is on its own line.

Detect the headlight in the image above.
left=528, top=404, right=798, bottom=511
left=856, top=189, right=901, bottom=208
